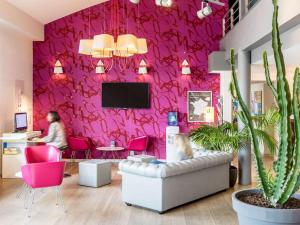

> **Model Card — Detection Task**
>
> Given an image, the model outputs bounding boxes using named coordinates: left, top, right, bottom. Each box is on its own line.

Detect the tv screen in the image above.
left=102, top=82, right=150, bottom=109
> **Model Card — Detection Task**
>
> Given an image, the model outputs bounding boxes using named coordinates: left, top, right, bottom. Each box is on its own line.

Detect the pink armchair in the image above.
left=17, top=146, right=61, bottom=200
left=67, top=136, right=92, bottom=159
left=21, top=161, right=66, bottom=217
left=126, top=136, right=149, bottom=155
left=25, top=145, right=60, bottom=163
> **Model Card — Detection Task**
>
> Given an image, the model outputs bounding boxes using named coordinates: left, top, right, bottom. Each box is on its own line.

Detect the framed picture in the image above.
left=188, top=91, right=212, bottom=122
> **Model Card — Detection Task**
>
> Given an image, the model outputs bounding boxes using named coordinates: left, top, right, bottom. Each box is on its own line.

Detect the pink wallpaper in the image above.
left=33, top=0, right=225, bottom=159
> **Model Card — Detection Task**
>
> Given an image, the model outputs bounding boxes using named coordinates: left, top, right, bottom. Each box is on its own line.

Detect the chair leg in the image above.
left=85, top=150, right=91, bottom=159
left=24, top=186, right=31, bottom=209
left=27, top=189, right=35, bottom=218
left=17, top=183, right=27, bottom=199
left=56, top=187, right=67, bottom=213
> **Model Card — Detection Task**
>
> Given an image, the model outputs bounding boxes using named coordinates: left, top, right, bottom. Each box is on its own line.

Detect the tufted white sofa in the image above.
left=119, top=152, right=232, bottom=213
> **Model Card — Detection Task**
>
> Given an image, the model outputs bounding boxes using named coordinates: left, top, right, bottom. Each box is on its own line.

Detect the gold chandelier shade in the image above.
left=116, top=34, right=138, bottom=53
left=137, top=38, right=148, bottom=54
left=78, top=39, right=93, bottom=55
left=92, top=34, right=115, bottom=51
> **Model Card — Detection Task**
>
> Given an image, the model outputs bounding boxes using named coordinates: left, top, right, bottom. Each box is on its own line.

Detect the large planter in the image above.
left=229, top=165, right=238, bottom=187
left=232, top=189, right=300, bottom=225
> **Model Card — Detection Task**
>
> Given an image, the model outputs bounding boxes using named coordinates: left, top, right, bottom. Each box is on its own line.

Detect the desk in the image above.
left=96, top=147, right=125, bottom=159
left=0, top=132, right=42, bottom=178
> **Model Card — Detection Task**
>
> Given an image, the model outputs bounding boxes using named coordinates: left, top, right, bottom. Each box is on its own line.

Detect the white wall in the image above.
left=0, top=24, right=33, bottom=134
left=0, top=0, right=43, bottom=41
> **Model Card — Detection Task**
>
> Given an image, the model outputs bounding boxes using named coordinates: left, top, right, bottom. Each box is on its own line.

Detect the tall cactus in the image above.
left=230, top=0, right=300, bottom=207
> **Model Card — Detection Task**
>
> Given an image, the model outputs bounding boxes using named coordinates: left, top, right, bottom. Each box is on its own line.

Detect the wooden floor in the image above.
left=0, top=162, right=254, bottom=225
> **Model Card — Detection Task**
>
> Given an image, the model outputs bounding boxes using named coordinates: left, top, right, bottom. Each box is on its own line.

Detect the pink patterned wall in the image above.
left=33, top=0, right=225, bottom=159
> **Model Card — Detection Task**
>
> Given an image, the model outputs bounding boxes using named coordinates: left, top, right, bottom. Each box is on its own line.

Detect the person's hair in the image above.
left=48, top=111, right=61, bottom=123
left=174, top=134, right=193, bottom=159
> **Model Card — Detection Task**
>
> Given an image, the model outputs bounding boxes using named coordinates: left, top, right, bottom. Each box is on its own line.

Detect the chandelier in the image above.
left=78, top=0, right=148, bottom=71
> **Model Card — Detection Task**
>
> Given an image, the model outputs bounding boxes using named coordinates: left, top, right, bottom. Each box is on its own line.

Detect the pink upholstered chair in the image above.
left=17, top=146, right=61, bottom=200
left=21, top=161, right=66, bottom=217
left=126, top=136, right=149, bottom=155
left=67, top=136, right=92, bottom=159
left=25, top=145, right=60, bottom=163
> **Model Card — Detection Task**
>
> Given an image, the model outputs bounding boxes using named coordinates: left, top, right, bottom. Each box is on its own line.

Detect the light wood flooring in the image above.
left=0, top=161, right=256, bottom=225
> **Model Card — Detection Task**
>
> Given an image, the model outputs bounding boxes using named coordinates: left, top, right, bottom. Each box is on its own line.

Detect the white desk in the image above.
left=0, top=131, right=42, bottom=178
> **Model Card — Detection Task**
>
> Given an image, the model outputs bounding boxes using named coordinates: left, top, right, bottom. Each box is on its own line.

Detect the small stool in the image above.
left=79, top=160, right=111, bottom=188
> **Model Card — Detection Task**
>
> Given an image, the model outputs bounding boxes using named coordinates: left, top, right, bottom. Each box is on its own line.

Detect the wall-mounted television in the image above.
left=102, top=82, right=150, bottom=109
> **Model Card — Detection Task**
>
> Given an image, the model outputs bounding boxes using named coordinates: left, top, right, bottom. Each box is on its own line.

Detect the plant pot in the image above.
left=229, top=165, right=238, bottom=187
left=232, top=189, right=300, bottom=225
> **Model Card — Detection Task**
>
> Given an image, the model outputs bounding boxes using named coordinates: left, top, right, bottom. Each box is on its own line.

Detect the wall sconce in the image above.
left=155, top=0, right=172, bottom=7
left=129, top=0, right=140, bottom=4
left=54, top=60, right=63, bottom=74
left=96, top=60, right=105, bottom=74
left=138, top=59, right=148, bottom=75
left=205, top=106, right=215, bottom=124
left=181, top=59, right=191, bottom=75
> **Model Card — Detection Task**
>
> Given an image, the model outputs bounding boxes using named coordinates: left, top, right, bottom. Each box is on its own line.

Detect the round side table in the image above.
left=96, top=146, right=125, bottom=160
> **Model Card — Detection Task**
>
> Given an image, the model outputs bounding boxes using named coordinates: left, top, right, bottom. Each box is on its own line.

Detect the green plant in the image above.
left=190, top=108, right=279, bottom=156
left=230, top=0, right=300, bottom=207
left=190, top=122, right=247, bottom=154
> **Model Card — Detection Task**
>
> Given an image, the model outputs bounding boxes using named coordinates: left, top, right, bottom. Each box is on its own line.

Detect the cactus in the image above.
left=230, top=0, right=300, bottom=207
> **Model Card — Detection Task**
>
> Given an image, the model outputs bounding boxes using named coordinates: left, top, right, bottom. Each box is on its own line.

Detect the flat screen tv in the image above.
left=102, top=82, right=150, bottom=109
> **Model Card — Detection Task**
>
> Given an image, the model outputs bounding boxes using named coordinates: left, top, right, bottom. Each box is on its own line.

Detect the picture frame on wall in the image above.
left=187, top=91, right=212, bottom=122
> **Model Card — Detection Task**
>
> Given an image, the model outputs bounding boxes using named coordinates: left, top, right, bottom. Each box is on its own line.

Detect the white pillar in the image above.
left=239, top=0, right=247, bottom=20
left=220, top=72, right=232, bottom=123
left=237, top=50, right=252, bottom=185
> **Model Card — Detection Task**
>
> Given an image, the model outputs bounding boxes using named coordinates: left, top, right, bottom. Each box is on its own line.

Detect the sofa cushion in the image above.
left=119, top=152, right=232, bottom=178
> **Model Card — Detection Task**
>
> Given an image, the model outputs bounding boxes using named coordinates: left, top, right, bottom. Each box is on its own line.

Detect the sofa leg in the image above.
left=125, top=202, right=132, bottom=206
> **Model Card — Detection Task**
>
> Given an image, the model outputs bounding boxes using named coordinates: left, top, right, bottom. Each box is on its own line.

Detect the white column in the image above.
left=237, top=50, right=252, bottom=185
left=239, top=0, right=247, bottom=20
left=220, top=72, right=232, bottom=123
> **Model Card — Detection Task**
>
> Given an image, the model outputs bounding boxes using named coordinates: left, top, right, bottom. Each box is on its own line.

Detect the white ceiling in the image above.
left=5, top=0, right=108, bottom=24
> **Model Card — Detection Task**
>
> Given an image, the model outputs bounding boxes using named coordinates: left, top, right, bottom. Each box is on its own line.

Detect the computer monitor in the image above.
left=14, top=112, right=28, bottom=131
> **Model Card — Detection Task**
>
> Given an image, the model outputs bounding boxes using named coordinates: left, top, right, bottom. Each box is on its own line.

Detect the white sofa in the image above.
left=119, top=152, right=232, bottom=213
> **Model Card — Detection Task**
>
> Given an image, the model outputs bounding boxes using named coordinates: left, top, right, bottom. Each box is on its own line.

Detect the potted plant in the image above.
left=190, top=113, right=278, bottom=187
left=230, top=1, right=300, bottom=224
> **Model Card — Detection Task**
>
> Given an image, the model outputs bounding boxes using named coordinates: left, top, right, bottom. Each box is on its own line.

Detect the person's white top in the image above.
left=42, top=122, right=67, bottom=148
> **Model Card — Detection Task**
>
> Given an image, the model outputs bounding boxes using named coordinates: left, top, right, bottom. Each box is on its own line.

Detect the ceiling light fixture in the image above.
left=78, top=0, right=148, bottom=72
left=197, top=0, right=224, bottom=20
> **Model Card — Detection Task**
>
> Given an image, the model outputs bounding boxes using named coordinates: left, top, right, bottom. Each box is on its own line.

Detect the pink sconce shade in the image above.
left=138, top=59, right=148, bottom=74
left=181, top=59, right=191, bottom=75
left=54, top=60, right=63, bottom=74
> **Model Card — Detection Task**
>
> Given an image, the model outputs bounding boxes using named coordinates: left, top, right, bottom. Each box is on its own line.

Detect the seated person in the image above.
left=173, top=134, right=193, bottom=161
left=150, top=134, right=193, bottom=164
left=42, top=111, right=67, bottom=150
